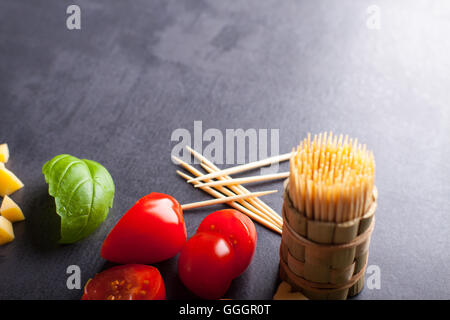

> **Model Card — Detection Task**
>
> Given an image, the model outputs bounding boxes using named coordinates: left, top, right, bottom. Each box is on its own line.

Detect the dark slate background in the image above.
left=0, top=0, right=449, bottom=300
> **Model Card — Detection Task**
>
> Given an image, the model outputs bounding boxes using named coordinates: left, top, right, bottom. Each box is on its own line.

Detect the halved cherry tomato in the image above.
left=82, top=264, right=165, bottom=300
left=178, top=232, right=235, bottom=299
left=197, top=209, right=257, bottom=278
left=101, top=193, right=187, bottom=264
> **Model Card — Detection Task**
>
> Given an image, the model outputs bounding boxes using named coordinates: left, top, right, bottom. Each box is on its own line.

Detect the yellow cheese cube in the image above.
left=0, top=216, right=14, bottom=245
left=0, top=144, right=9, bottom=163
left=0, top=164, right=24, bottom=196
left=1, top=195, right=25, bottom=222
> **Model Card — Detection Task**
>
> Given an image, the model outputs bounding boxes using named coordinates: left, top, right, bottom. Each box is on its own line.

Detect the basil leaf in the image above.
left=42, top=154, right=115, bottom=244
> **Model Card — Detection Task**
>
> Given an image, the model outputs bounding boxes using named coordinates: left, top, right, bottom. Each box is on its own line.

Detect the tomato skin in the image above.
left=178, top=232, right=235, bottom=299
left=82, top=264, right=165, bottom=300
left=178, top=210, right=257, bottom=299
left=197, top=209, right=257, bottom=278
left=101, top=193, right=187, bottom=264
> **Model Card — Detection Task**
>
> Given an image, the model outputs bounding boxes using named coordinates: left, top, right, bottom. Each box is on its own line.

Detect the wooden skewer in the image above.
left=186, top=146, right=282, bottom=218
left=194, top=172, right=289, bottom=188
left=181, top=190, right=277, bottom=210
left=186, top=146, right=283, bottom=226
left=176, top=170, right=282, bottom=234
left=173, top=156, right=282, bottom=229
left=199, top=163, right=283, bottom=226
left=174, top=157, right=282, bottom=229
left=187, top=152, right=292, bottom=183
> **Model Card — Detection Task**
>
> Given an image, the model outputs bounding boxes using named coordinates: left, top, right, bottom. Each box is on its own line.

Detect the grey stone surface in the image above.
left=0, top=0, right=449, bottom=299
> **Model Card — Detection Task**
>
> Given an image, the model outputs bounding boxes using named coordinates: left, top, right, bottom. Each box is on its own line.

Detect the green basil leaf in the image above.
left=42, top=154, right=115, bottom=244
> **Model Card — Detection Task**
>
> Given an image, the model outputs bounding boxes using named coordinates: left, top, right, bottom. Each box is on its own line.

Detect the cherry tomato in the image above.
left=101, top=193, right=187, bottom=264
left=197, top=209, right=257, bottom=277
left=82, top=264, right=165, bottom=300
left=178, top=232, right=235, bottom=299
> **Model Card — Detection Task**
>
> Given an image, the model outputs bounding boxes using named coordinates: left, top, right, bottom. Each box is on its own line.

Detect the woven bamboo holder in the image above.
left=279, top=179, right=377, bottom=300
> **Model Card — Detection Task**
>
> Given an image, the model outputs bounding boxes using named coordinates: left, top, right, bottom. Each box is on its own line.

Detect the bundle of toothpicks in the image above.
left=173, top=146, right=292, bottom=234
left=280, top=132, right=377, bottom=300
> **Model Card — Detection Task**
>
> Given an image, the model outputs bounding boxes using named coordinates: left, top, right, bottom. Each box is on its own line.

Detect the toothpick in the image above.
left=173, top=156, right=282, bottom=232
left=176, top=170, right=282, bottom=234
left=289, top=133, right=375, bottom=223
left=187, top=152, right=292, bottom=183
left=186, top=147, right=283, bottom=226
left=181, top=190, right=277, bottom=210
left=194, top=172, right=289, bottom=188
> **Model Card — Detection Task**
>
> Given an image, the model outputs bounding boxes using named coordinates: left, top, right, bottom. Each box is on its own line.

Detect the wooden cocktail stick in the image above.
left=289, top=132, right=375, bottom=223
left=187, top=152, right=292, bottom=183
left=194, top=172, right=289, bottom=188
left=199, top=163, right=283, bottom=226
left=186, top=147, right=283, bottom=226
left=173, top=156, right=282, bottom=228
left=181, top=190, right=277, bottom=210
left=176, top=170, right=282, bottom=234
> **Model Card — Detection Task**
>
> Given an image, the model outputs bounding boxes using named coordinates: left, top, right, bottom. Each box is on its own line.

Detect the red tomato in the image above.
left=82, top=264, right=165, bottom=300
left=197, top=209, right=257, bottom=277
left=178, top=232, right=235, bottom=299
left=101, top=193, right=187, bottom=264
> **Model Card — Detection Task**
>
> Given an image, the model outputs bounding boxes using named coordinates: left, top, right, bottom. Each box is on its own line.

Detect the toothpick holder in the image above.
left=279, top=180, right=377, bottom=300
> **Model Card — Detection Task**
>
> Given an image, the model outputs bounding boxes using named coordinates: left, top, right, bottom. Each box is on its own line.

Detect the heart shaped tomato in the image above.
left=178, top=209, right=257, bottom=299
left=178, top=231, right=235, bottom=299
left=101, top=193, right=187, bottom=264
left=197, top=209, right=257, bottom=278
